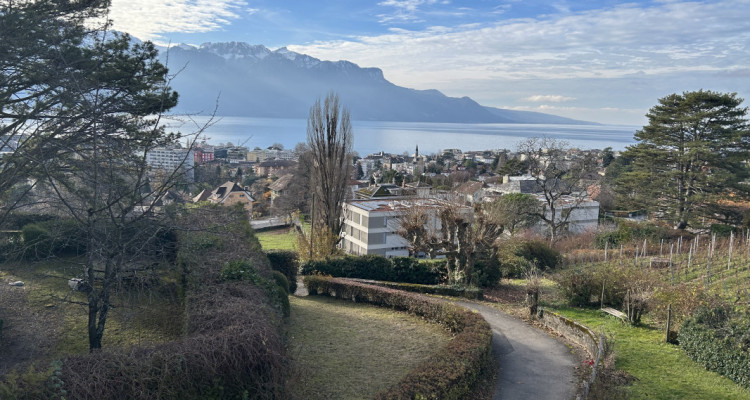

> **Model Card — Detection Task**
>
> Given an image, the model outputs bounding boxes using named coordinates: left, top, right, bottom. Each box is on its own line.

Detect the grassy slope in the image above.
left=256, top=227, right=297, bottom=251
left=555, top=307, right=749, bottom=400
left=286, top=295, right=452, bottom=399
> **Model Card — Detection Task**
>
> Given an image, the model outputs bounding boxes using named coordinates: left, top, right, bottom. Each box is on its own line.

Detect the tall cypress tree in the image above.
left=617, top=90, right=750, bottom=229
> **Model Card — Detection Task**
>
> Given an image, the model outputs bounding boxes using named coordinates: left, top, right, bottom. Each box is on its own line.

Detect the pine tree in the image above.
left=617, top=90, right=750, bottom=229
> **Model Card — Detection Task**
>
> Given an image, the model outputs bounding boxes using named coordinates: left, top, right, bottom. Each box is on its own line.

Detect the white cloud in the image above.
left=290, top=0, right=749, bottom=125
left=109, top=0, right=247, bottom=42
left=292, top=1, right=750, bottom=84
left=523, top=95, right=575, bottom=103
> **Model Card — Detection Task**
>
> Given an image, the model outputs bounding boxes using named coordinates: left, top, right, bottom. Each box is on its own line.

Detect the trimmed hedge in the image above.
left=301, top=255, right=446, bottom=285
left=304, top=276, right=493, bottom=400
left=266, top=250, right=298, bottom=294
left=679, top=307, right=750, bottom=389
left=347, top=278, right=483, bottom=300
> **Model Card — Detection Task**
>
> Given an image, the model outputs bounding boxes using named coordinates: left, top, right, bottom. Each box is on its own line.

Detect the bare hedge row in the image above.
left=303, top=276, right=493, bottom=400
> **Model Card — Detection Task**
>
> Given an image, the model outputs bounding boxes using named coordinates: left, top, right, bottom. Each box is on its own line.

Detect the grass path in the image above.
left=286, top=295, right=451, bottom=399
left=256, top=227, right=297, bottom=251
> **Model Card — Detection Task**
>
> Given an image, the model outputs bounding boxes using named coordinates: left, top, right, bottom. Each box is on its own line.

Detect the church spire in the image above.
left=415, top=144, right=419, bottom=158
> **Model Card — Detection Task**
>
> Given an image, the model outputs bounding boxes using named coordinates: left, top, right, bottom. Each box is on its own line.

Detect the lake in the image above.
left=165, top=116, right=638, bottom=155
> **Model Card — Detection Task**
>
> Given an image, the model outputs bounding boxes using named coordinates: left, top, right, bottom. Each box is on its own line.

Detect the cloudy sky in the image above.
left=109, top=0, right=750, bottom=125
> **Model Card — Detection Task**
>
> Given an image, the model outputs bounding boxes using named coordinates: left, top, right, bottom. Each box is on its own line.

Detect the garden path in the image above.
left=453, top=300, right=579, bottom=400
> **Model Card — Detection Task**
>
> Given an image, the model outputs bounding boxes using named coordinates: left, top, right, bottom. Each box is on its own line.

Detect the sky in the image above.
left=109, top=0, right=750, bottom=126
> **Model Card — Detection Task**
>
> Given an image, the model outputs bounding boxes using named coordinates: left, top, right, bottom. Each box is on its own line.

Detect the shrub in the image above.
left=270, top=270, right=290, bottom=294
left=496, top=238, right=560, bottom=278
left=516, top=240, right=561, bottom=270
left=472, top=257, right=501, bottom=288
left=21, top=220, right=84, bottom=259
left=266, top=251, right=298, bottom=293
left=594, top=220, right=689, bottom=248
left=304, top=276, right=492, bottom=399
left=680, top=306, right=750, bottom=389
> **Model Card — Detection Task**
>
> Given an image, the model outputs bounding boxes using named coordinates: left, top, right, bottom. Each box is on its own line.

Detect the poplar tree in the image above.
left=617, top=90, right=750, bottom=229
left=306, top=92, right=353, bottom=246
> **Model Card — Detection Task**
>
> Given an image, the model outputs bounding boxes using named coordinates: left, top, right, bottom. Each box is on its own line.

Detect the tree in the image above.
left=617, top=91, right=750, bottom=229
left=1, top=1, right=192, bottom=352
left=0, top=0, right=111, bottom=217
left=306, top=92, right=353, bottom=242
left=601, top=147, right=615, bottom=168
left=518, top=137, right=596, bottom=242
left=485, top=193, right=540, bottom=236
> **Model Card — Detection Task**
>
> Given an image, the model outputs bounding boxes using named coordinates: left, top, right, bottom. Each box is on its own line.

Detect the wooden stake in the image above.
left=665, top=304, right=672, bottom=343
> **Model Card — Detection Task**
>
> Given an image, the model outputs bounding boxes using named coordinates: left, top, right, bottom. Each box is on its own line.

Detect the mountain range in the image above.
left=161, top=42, right=595, bottom=125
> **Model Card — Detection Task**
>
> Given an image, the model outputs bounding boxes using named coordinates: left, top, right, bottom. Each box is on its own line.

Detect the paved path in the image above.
left=453, top=301, right=578, bottom=400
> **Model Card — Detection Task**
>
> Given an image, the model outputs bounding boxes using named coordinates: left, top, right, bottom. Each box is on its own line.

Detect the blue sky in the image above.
left=109, top=0, right=750, bottom=125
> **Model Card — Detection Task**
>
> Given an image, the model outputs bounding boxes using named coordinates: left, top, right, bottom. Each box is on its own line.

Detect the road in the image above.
left=453, top=300, right=579, bottom=400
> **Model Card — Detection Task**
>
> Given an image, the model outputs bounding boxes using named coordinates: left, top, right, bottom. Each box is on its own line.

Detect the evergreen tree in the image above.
left=617, top=90, right=750, bottom=229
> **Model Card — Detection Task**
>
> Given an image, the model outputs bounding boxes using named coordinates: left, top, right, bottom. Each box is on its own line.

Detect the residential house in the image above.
left=253, top=160, right=296, bottom=177
left=453, top=181, right=486, bottom=204
left=193, top=181, right=254, bottom=214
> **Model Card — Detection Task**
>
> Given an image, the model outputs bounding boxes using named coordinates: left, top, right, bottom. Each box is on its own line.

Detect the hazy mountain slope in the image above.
left=162, top=42, right=595, bottom=125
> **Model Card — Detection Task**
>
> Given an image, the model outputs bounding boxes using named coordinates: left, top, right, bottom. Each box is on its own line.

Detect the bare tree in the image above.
left=518, top=137, right=595, bottom=242
left=397, top=202, right=443, bottom=259
left=306, top=92, right=353, bottom=244
left=485, top=193, right=541, bottom=237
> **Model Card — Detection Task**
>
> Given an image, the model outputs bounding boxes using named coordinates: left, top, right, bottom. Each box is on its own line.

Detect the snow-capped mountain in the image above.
left=160, top=42, right=594, bottom=124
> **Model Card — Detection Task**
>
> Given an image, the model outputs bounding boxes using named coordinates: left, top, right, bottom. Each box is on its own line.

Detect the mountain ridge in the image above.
left=161, top=42, right=597, bottom=125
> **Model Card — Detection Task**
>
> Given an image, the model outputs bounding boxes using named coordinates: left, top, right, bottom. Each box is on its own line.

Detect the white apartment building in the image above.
left=536, top=194, right=600, bottom=234
left=340, top=198, right=470, bottom=258
left=145, top=147, right=195, bottom=181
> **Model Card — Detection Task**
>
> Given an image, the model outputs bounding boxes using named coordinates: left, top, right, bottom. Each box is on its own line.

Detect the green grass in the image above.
left=0, top=258, right=183, bottom=359
left=256, top=227, right=297, bottom=251
left=286, top=295, right=452, bottom=399
left=553, top=306, right=750, bottom=399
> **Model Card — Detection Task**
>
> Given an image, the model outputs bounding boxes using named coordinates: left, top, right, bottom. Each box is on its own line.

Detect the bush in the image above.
left=21, top=220, right=84, bottom=259
left=270, top=270, right=290, bottom=294
left=496, top=238, right=561, bottom=278
left=304, top=276, right=492, bottom=399
left=680, top=306, right=750, bottom=389
left=472, top=257, right=501, bottom=288
left=594, top=220, right=688, bottom=248
left=266, top=251, right=298, bottom=294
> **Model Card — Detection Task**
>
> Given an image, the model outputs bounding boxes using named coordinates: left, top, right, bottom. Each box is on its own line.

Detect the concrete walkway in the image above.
left=454, top=301, right=578, bottom=400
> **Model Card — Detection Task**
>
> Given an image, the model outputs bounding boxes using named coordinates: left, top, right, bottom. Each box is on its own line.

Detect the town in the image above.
left=2, top=1, right=749, bottom=399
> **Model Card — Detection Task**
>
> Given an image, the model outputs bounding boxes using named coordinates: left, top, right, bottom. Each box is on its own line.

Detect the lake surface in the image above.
left=166, top=116, right=638, bottom=154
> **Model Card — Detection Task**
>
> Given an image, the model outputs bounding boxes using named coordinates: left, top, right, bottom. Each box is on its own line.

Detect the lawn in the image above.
left=286, top=295, right=452, bottom=399
left=256, top=227, right=297, bottom=251
left=0, top=258, right=183, bottom=371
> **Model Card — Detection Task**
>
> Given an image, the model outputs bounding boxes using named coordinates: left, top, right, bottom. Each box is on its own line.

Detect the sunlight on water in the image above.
left=165, top=116, right=638, bottom=154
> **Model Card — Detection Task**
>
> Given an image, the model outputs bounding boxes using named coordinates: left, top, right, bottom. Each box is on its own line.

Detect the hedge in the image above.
left=301, top=255, right=447, bottom=285
left=266, top=250, right=298, bottom=294
left=304, top=276, right=493, bottom=400
left=679, top=307, right=750, bottom=389
left=347, top=278, right=483, bottom=300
